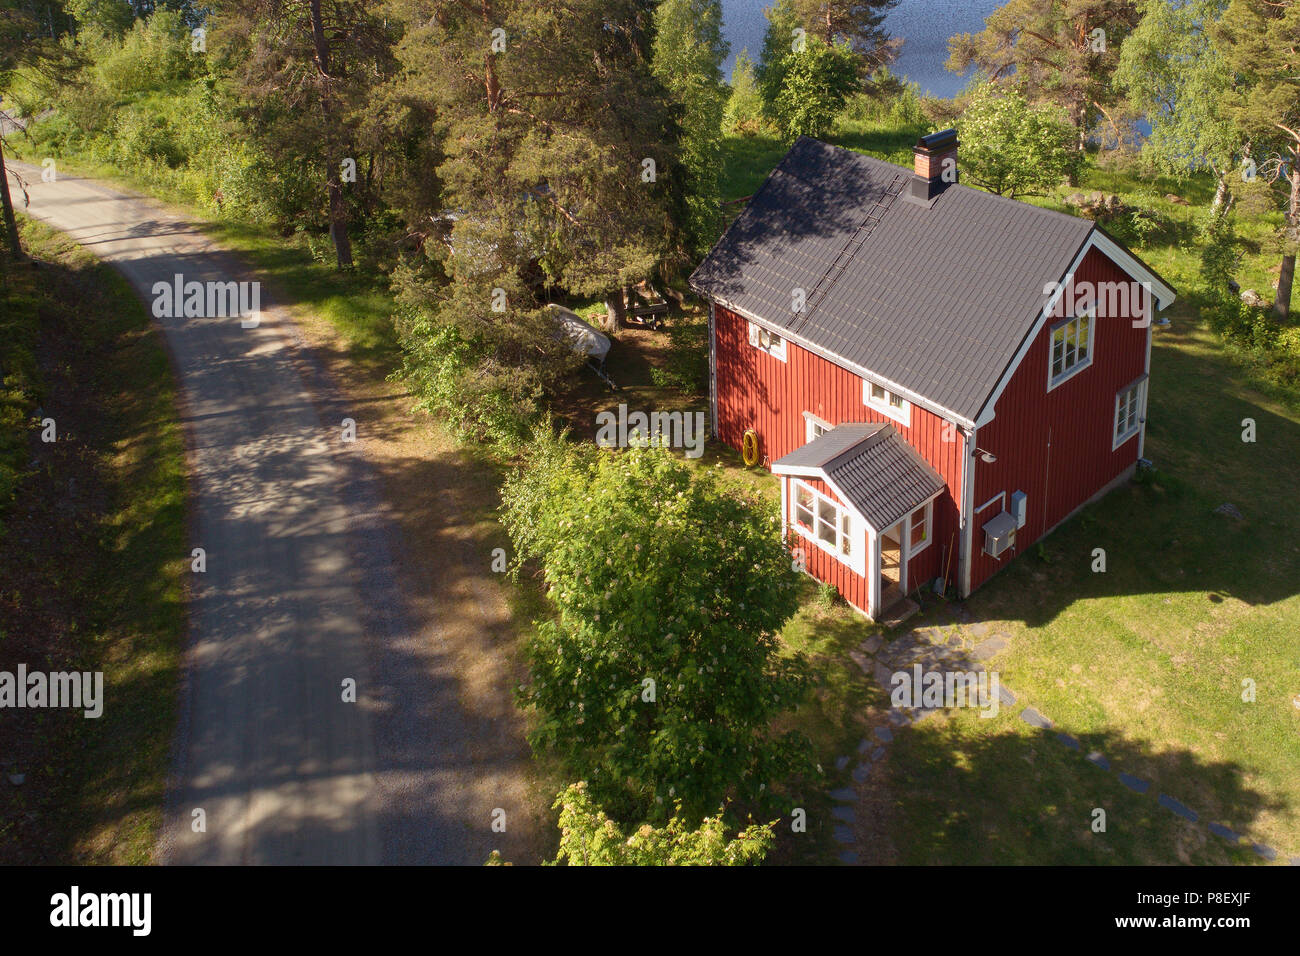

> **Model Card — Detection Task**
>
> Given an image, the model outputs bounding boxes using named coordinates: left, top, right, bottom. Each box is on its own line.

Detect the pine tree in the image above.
left=948, top=0, right=1141, bottom=153
left=1214, top=0, right=1299, bottom=321
left=652, top=0, right=729, bottom=258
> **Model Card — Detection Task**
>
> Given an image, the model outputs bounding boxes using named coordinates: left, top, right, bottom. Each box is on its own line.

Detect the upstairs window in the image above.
left=804, top=412, right=832, bottom=443
left=1049, top=313, right=1093, bottom=388
left=863, top=378, right=910, bottom=426
left=747, top=321, right=787, bottom=362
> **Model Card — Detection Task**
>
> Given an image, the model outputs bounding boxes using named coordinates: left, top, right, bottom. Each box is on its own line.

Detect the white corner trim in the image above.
left=708, top=300, right=718, bottom=437
left=958, top=425, right=975, bottom=598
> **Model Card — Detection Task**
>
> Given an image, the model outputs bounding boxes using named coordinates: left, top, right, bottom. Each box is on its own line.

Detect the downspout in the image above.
left=958, top=424, right=976, bottom=599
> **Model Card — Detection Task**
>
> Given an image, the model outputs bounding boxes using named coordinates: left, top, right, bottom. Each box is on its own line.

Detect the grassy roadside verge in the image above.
left=0, top=217, right=187, bottom=864
left=7, top=144, right=561, bottom=861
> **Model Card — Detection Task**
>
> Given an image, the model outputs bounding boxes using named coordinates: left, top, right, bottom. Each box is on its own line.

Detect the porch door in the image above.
left=880, top=521, right=905, bottom=610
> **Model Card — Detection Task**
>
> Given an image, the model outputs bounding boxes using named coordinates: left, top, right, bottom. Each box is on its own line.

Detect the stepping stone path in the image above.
left=1119, top=773, right=1150, bottom=794
left=1158, top=794, right=1197, bottom=822
left=972, top=635, right=1010, bottom=660
left=1208, top=823, right=1240, bottom=843
left=1020, top=708, right=1052, bottom=730
left=823, top=605, right=1297, bottom=865
left=1086, top=751, right=1110, bottom=771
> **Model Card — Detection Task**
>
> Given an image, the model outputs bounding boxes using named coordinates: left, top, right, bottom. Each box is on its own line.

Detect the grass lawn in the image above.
left=0, top=217, right=187, bottom=863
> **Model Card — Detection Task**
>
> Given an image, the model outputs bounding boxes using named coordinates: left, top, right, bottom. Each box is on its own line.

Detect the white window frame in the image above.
left=803, top=411, right=832, bottom=443
left=1113, top=379, right=1145, bottom=449
left=1047, top=311, right=1095, bottom=390
left=790, top=479, right=858, bottom=570
left=747, top=320, right=787, bottom=362
left=863, top=378, right=911, bottom=426
left=907, top=500, right=934, bottom=554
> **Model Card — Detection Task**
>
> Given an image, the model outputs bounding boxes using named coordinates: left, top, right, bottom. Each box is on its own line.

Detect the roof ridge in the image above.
left=822, top=421, right=890, bottom=473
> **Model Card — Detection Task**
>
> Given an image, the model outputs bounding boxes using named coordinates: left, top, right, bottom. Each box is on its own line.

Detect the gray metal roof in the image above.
left=773, top=423, right=947, bottom=531
left=690, top=136, right=1096, bottom=422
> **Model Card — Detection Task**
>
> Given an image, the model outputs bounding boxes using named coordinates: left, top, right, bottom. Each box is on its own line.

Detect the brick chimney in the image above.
left=909, top=128, right=958, bottom=205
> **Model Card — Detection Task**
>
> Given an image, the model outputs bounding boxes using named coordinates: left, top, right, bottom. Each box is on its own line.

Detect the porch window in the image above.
left=1049, top=313, right=1093, bottom=387
left=1114, top=380, right=1144, bottom=447
left=792, top=479, right=852, bottom=559
left=909, top=500, right=933, bottom=552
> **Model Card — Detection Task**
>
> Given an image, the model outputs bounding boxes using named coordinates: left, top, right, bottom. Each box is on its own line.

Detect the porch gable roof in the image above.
left=772, top=423, right=946, bottom=532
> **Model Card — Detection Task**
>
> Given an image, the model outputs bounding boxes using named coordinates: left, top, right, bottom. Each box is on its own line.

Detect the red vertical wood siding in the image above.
left=713, top=305, right=966, bottom=606
left=969, top=246, right=1149, bottom=590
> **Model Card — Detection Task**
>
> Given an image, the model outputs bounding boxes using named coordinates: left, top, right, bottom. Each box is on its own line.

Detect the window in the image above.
left=908, top=501, right=933, bottom=552
left=863, top=378, right=910, bottom=426
left=804, top=412, right=831, bottom=443
left=747, top=321, right=787, bottom=362
left=1049, top=313, right=1094, bottom=387
left=1114, top=379, right=1144, bottom=447
left=792, top=480, right=852, bottom=560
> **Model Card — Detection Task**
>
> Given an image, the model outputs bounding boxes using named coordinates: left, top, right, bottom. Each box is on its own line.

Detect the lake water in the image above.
left=721, top=0, right=1002, bottom=98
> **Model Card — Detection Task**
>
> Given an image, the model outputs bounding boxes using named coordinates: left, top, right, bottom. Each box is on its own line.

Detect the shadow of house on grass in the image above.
left=881, top=718, right=1280, bottom=865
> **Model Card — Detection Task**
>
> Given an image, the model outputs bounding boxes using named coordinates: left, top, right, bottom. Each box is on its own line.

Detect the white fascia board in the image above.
left=1091, top=231, right=1177, bottom=311
left=708, top=295, right=975, bottom=430
left=974, top=230, right=1176, bottom=429
left=973, top=234, right=1094, bottom=429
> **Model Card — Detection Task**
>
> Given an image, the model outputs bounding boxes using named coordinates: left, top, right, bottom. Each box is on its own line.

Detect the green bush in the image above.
left=393, top=305, right=541, bottom=447
left=500, top=429, right=811, bottom=823
left=93, top=11, right=194, bottom=98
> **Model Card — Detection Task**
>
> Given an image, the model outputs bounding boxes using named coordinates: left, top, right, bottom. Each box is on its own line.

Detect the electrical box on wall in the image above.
left=1010, top=491, right=1027, bottom=529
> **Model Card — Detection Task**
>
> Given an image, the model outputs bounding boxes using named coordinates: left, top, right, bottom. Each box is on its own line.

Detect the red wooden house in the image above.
left=689, top=131, right=1175, bottom=620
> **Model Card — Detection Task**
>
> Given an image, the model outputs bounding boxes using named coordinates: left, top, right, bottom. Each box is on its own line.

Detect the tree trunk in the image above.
left=1273, top=165, right=1299, bottom=323
left=1210, top=173, right=1231, bottom=215
left=0, top=136, right=24, bottom=261
left=1275, top=255, right=1295, bottom=323
left=309, top=0, right=353, bottom=270
left=604, top=288, right=626, bottom=331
